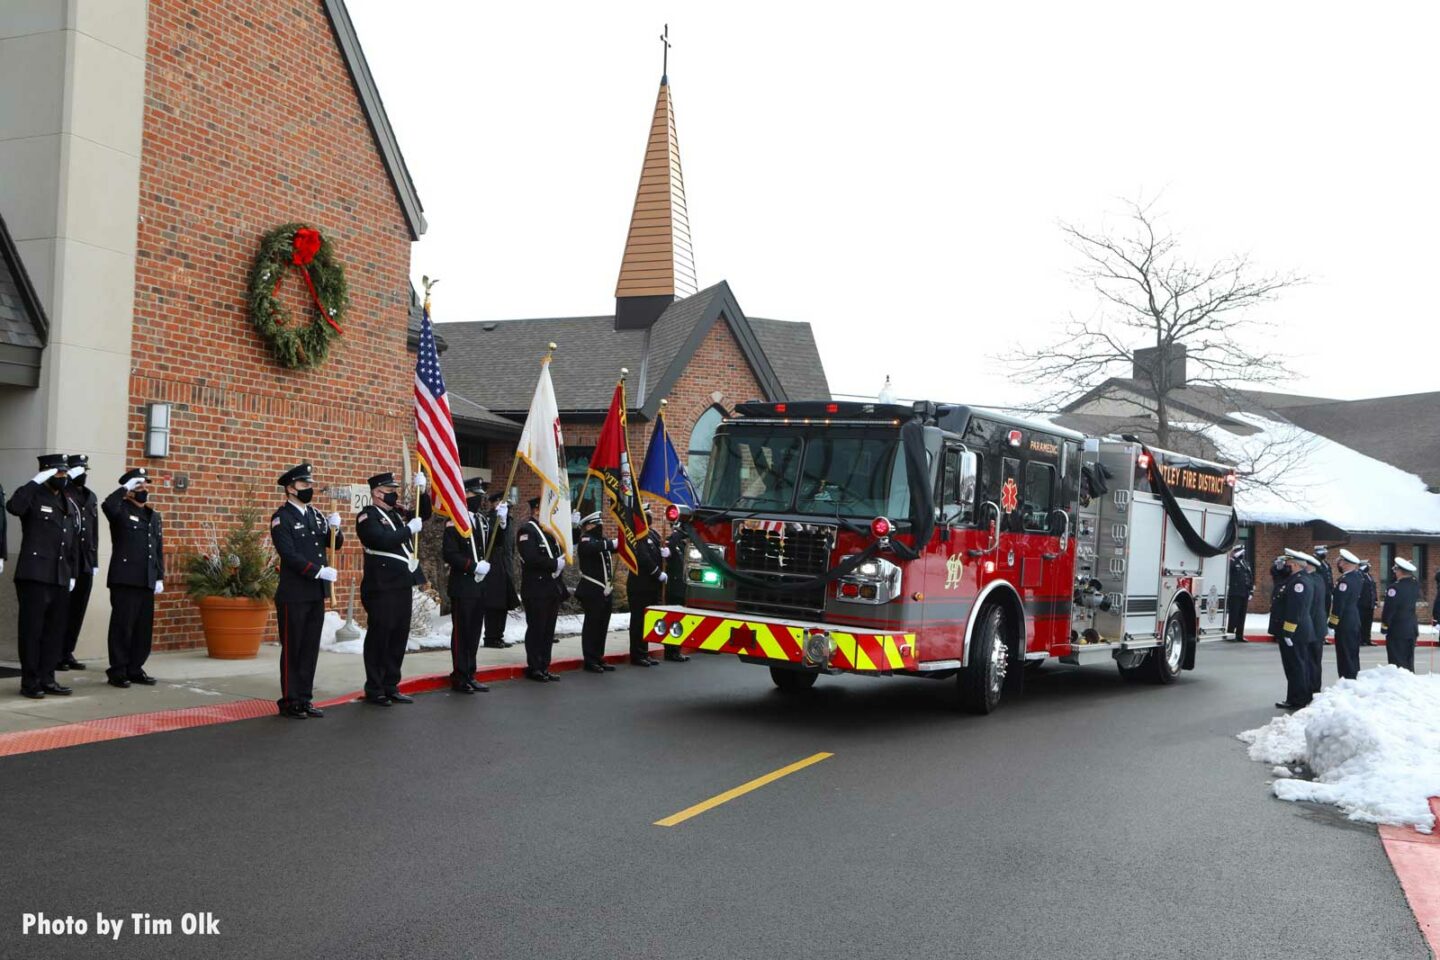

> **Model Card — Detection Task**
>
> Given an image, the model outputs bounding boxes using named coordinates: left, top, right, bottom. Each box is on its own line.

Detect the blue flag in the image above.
left=638, top=410, right=698, bottom=509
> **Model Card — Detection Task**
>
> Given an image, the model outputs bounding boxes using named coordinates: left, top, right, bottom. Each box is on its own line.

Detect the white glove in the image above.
left=495, top=502, right=508, bottom=521
left=407, top=517, right=423, bottom=534
left=69, top=465, right=85, bottom=479
left=661, top=547, right=672, bottom=559
left=659, top=572, right=668, bottom=583
left=610, top=538, right=619, bottom=550
left=1281, top=636, right=1293, bottom=647
left=154, top=580, right=164, bottom=594
left=474, top=560, right=491, bottom=579
left=93, top=567, right=100, bottom=576
left=327, top=512, right=341, bottom=529
left=413, top=473, right=428, bottom=493
left=554, top=557, right=565, bottom=575
left=571, top=510, right=582, bottom=527
left=0, top=559, right=5, bottom=574
left=68, top=578, right=76, bottom=592
left=316, top=566, right=339, bottom=582
left=33, top=469, right=56, bottom=485
left=123, top=477, right=144, bottom=492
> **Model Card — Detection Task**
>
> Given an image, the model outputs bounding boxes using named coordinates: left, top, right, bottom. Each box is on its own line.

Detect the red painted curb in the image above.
left=1, top=644, right=666, bottom=758
left=1379, top=797, right=1440, bottom=955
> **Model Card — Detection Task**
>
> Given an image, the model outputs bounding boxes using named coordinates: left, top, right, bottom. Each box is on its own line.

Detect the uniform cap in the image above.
left=487, top=491, right=505, bottom=502
left=1231, top=545, right=1246, bottom=556
left=67, top=453, right=89, bottom=469
left=368, top=472, right=399, bottom=490
left=1393, top=557, right=1417, bottom=573
left=1313, top=544, right=1328, bottom=556
left=463, top=476, right=486, bottom=494
left=119, top=467, right=148, bottom=485
left=580, top=511, right=602, bottom=526
left=1338, top=548, right=1360, bottom=565
left=1284, top=548, right=1319, bottom=566
left=527, top=496, right=541, bottom=509
left=277, top=463, right=313, bottom=486
left=37, top=453, right=68, bottom=470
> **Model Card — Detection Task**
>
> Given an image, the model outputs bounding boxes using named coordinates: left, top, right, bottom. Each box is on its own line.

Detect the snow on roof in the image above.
left=1209, top=414, right=1440, bottom=534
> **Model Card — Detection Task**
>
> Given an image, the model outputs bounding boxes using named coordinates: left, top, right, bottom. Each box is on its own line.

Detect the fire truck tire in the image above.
left=958, top=604, right=1009, bottom=714
left=1144, top=612, right=1186, bottom=685
left=770, top=667, right=818, bottom=692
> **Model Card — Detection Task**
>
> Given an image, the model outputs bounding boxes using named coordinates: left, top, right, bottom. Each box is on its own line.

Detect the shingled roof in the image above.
left=1284, top=392, right=1440, bottom=490
left=0, top=211, right=47, bottom=387
left=438, top=280, right=828, bottom=419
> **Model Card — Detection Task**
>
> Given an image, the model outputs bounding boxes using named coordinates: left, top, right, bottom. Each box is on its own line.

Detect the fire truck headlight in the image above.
left=686, top=545, right=705, bottom=563
left=669, top=621, right=685, bottom=639
left=653, top=619, right=669, bottom=637
left=803, top=631, right=834, bottom=666
left=858, top=560, right=879, bottom=577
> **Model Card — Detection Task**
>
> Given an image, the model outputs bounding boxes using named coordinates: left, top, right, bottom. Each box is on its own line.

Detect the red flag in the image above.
left=588, top=380, right=648, bottom=572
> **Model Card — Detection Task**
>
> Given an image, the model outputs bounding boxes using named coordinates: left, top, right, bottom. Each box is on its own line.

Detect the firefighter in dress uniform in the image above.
left=1358, top=562, right=1377, bottom=645
left=441, top=475, right=492, bottom=694
left=270, top=463, right=343, bottom=719
left=480, top=491, right=518, bottom=648
left=517, top=496, right=567, bottom=681
left=103, top=469, right=164, bottom=687
left=626, top=503, right=669, bottom=667
left=1225, top=544, right=1253, bottom=641
left=1308, top=544, right=1333, bottom=694
left=1273, top=549, right=1320, bottom=709
left=575, top=511, right=618, bottom=673
left=7, top=454, right=81, bottom=698
left=355, top=471, right=432, bottom=705
left=1380, top=557, right=1420, bottom=672
left=1329, top=548, right=1364, bottom=680
left=58, top=453, right=98, bottom=671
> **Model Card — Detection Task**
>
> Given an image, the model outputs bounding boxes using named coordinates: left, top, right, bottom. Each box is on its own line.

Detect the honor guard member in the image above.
left=574, top=511, right=618, bottom=673
left=626, top=504, right=669, bottom=667
left=356, top=471, right=432, bottom=704
left=480, top=491, right=518, bottom=648
left=1304, top=551, right=1328, bottom=693
left=103, top=469, right=164, bottom=686
left=1274, top=549, right=1319, bottom=709
left=1226, top=544, right=1253, bottom=641
left=1312, top=545, right=1334, bottom=634
left=517, top=496, right=567, bottom=681
left=1358, top=562, right=1377, bottom=645
left=441, top=476, right=491, bottom=694
left=8, top=454, right=81, bottom=697
left=270, top=463, right=342, bottom=719
left=58, top=454, right=98, bottom=670
left=1329, top=549, right=1364, bottom=680
left=1380, top=557, right=1420, bottom=671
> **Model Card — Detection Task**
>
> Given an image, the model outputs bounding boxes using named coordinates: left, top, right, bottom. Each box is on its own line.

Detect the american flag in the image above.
left=414, top=297, right=471, bottom=537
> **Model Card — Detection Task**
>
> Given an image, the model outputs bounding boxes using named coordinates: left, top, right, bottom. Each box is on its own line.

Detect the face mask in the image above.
left=466, top=495, right=484, bottom=512
left=47, top=476, right=68, bottom=491
left=293, top=487, right=314, bottom=504
left=132, top=490, right=149, bottom=504
left=71, top=473, right=87, bottom=487
left=381, top=491, right=399, bottom=507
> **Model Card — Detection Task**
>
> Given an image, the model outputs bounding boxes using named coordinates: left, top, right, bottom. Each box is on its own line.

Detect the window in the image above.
left=1237, top=526, right=1254, bottom=570
left=566, top=446, right=594, bottom=509
left=686, top=406, right=725, bottom=495
left=1413, top=544, right=1429, bottom=599
left=701, top=430, right=805, bottom=511
left=935, top=448, right=978, bottom=526
left=457, top=437, right=489, bottom=471
left=1380, top=543, right=1396, bottom=584
left=1022, top=461, right=1056, bottom=533
left=795, top=437, right=910, bottom=519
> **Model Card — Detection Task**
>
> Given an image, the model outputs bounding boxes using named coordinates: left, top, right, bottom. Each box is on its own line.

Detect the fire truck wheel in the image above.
left=958, top=603, right=1009, bottom=714
left=770, top=667, right=818, bottom=693
left=1144, top=612, right=1186, bottom=685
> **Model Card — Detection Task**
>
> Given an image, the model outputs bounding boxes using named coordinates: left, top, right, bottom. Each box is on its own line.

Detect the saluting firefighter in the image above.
left=480, top=490, right=518, bottom=648
left=58, top=453, right=99, bottom=671
left=575, top=511, right=618, bottom=673
left=1380, top=557, right=1420, bottom=672
left=1329, top=548, right=1364, bottom=680
left=269, top=463, right=343, bottom=719
left=355, top=471, right=431, bottom=705
left=7, top=454, right=81, bottom=698
left=1273, top=548, right=1320, bottom=709
left=441, top=475, right=492, bottom=694
left=1312, top=544, right=1335, bottom=630
left=1225, top=544, right=1253, bottom=641
left=517, top=495, right=567, bottom=682
left=103, top=468, right=164, bottom=687
left=626, top=502, right=670, bottom=667
left=1358, top=561, right=1378, bottom=645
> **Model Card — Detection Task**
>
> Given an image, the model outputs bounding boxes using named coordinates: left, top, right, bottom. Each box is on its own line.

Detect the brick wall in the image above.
left=1245, top=524, right=1437, bottom=623
left=131, top=0, right=414, bottom=649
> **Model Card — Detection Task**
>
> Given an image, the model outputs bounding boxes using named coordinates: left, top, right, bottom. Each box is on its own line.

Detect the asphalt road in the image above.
left=0, top=642, right=1428, bottom=960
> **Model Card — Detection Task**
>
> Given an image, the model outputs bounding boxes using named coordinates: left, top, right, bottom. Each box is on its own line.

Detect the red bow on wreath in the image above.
left=275, top=228, right=342, bottom=335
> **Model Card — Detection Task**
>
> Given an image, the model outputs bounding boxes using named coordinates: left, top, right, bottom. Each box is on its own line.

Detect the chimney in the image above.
left=1133, top=344, right=1188, bottom=392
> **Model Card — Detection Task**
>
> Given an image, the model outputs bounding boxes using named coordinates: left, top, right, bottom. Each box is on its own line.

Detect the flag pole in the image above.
left=484, top=342, right=556, bottom=562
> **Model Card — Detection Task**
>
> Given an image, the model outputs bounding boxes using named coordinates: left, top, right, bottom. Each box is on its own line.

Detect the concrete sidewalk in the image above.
left=0, top=627, right=646, bottom=735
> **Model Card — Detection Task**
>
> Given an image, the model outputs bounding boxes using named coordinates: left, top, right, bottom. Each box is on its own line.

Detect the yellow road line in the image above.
left=654, top=752, right=834, bottom=827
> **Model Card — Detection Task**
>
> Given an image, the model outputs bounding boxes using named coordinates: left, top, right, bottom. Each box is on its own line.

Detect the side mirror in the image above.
left=958, top=451, right=978, bottom=504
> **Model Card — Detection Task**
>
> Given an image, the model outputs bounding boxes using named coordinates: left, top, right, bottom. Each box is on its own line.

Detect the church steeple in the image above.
left=614, top=38, right=697, bottom=330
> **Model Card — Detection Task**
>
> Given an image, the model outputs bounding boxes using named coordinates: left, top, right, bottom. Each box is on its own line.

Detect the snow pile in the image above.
left=319, top=606, right=633, bottom=655
left=1238, top=666, right=1440, bottom=833
left=1208, top=413, right=1440, bottom=534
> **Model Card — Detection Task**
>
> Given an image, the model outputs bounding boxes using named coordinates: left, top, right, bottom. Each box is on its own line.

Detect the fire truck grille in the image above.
left=732, top=522, right=835, bottom=616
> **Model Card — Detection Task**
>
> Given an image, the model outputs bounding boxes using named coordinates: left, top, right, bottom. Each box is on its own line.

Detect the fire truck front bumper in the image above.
left=642, top=605, right=919, bottom=673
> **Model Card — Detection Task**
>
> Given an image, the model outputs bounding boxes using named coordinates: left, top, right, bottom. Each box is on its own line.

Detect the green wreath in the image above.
left=247, top=223, right=350, bottom=370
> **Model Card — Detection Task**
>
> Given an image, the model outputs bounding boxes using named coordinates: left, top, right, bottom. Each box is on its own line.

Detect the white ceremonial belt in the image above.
left=364, top=548, right=412, bottom=564
left=582, top=574, right=612, bottom=591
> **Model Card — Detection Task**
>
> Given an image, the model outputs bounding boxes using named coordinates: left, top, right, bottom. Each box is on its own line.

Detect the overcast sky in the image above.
left=348, top=0, right=1437, bottom=409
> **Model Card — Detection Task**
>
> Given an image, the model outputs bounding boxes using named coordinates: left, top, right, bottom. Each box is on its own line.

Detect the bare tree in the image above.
left=1008, top=199, right=1306, bottom=451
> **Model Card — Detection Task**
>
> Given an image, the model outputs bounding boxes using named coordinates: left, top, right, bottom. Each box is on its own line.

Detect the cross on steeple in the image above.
left=659, top=24, right=671, bottom=83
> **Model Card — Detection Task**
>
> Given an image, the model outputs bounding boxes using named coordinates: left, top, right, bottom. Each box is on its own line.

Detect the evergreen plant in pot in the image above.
left=185, top=507, right=279, bottom=659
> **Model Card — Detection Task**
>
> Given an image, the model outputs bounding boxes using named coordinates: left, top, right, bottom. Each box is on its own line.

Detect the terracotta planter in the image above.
left=196, top=596, right=270, bottom=659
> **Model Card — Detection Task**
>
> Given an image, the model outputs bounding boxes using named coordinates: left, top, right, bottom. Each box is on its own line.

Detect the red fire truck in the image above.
left=643, top=400, right=1238, bottom=713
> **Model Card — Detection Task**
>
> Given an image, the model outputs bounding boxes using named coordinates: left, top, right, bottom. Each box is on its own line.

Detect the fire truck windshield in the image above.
left=702, top=429, right=909, bottom=519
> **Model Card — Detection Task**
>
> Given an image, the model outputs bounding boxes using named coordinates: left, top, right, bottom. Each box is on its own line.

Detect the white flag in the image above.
left=515, top=357, right=573, bottom=561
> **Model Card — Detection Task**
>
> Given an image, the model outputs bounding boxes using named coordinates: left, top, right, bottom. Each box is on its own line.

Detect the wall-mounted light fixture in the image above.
left=145, top=402, right=170, bottom=457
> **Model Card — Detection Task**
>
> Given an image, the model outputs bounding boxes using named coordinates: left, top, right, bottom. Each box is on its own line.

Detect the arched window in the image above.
left=687, top=405, right=725, bottom=497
